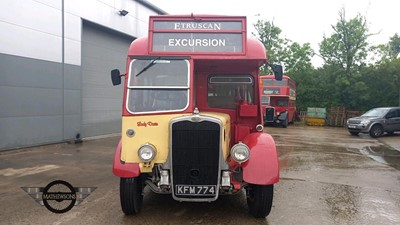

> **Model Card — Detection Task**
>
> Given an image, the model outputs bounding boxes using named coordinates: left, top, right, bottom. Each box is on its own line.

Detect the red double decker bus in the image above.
left=260, top=75, right=296, bottom=127
left=111, top=15, right=283, bottom=218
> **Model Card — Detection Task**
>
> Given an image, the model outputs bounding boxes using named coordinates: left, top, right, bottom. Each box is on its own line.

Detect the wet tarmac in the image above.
left=0, top=126, right=399, bottom=225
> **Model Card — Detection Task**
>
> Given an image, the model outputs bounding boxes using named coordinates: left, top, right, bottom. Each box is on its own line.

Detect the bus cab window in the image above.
left=126, top=59, right=189, bottom=113
left=276, top=100, right=288, bottom=106
left=207, top=75, right=254, bottom=109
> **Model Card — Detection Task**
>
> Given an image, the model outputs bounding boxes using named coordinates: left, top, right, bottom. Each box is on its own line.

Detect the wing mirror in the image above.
left=111, top=69, right=122, bottom=86
left=269, top=64, right=283, bottom=81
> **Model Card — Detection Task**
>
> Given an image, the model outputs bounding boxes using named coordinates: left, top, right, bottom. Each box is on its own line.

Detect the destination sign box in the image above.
left=153, top=21, right=242, bottom=31
left=152, top=33, right=242, bottom=53
left=150, top=17, right=246, bottom=53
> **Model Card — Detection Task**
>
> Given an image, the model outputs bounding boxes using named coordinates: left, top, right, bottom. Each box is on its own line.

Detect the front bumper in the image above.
left=347, top=123, right=372, bottom=133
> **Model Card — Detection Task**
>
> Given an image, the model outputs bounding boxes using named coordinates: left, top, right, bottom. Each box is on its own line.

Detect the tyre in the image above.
left=369, top=124, right=384, bottom=138
left=282, top=119, right=288, bottom=128
left=349, top=131, right=359, bottom=136
left=246, top=184, right=274, bottom=218
left=120, top=177, right=144, bottom=215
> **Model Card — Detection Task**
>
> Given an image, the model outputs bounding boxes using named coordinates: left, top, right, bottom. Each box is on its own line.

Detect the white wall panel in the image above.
left=65, top=0, right=143, bottom=38
left=135, top=3, right=154, bottom=37
left=0, top=0, right=61, bottom=36
left=0, top=21, right=61, bottom=62
left=64, top=12, right=81, bottom=65
left=0, top=0, right=61, bottom=62
left=64, top=13, right=81, bottom=41
left=64, top=38, right=81, bottom=65
left=34, top=0, right=61, bottom=9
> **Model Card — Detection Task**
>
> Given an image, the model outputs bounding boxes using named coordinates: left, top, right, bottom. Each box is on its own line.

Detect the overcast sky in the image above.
left=147, top=0, right=399, bottom=66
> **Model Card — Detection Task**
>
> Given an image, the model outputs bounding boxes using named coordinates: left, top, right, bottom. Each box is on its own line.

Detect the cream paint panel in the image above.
left=0, top=21, right=61, bottom=63
left=121, top=112, right=231, bottom=164
left=201, top=112, right=231, bottom=159
left=121, top=114, right=188, bottom=163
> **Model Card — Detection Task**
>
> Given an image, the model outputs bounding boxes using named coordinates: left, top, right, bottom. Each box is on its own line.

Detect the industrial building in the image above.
left=0, top=0, right=166, bottom=150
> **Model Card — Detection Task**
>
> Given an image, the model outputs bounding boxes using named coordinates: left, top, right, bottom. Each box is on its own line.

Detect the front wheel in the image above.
left=246, top=184, right=274, bottom=218
left=369, top=124, right=384, bottom=138
left=282, top=119, right=288, bottom=128
left=120, top=177, right=144, bottom=215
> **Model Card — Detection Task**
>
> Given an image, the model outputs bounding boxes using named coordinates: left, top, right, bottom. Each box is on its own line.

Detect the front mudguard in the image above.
left=277, top=111, right=288, bottom=121
left=112, top=139, right=141, bottom=178
left=241, top=133, right=279, bottom=185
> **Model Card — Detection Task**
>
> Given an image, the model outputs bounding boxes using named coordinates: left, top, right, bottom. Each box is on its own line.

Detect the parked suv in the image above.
left=347, top=107, right=400, bottom=137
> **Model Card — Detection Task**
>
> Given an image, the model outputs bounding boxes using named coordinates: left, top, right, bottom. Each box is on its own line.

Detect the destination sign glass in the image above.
left=153, top=21, right=242, bottom=31
left=152, top=33, right=243, bottom=53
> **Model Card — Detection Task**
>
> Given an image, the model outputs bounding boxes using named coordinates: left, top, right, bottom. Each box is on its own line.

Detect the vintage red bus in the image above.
left=260, top=75, right=296, bottom=127
left=111, top=15, right=282, bottom=218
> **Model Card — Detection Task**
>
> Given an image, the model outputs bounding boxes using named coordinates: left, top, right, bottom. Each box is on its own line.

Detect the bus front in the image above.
left=111, top=15, right=282, bottom=218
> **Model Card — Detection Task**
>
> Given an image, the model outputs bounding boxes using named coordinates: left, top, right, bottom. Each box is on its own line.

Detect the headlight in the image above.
left=360, top=119, right=370, bottom=126
left=138, top=144, right=156, bottom=162
left=230, top=142, right=250, bottom=163
left=276, top=112, right=280, bottom=116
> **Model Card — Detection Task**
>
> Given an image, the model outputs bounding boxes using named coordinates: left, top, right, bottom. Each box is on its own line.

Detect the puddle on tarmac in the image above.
left=347, top=146, right=400, bottom=170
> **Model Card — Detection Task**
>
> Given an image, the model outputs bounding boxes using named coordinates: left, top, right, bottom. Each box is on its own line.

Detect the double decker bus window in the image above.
left=127, top=59, right=189, bottom=113
left=262, top=78, right=273, bottom=86
left=273, top=79, right=287, bottom=86
left=207, top=75, right=254, bottom=109
left=276, top=99, right=288, bottom=106
left=261, top=96, right=270, bottom=105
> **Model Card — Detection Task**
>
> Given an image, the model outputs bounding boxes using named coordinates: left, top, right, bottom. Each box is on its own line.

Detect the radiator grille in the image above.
left=171, top=120, right=220, bottom=198
left=265, top=107, right=275, bottom=122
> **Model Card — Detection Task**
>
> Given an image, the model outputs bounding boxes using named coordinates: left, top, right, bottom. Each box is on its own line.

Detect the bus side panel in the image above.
left=113, top=139, right=141, bottom=178
left=241, top=133, right=279, bottom=185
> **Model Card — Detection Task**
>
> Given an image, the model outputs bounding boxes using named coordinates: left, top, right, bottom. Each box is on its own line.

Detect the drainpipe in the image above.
left=61, top=0, right=65, bottom=139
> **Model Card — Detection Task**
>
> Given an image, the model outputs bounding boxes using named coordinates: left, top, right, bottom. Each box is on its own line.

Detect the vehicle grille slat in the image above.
left=171, top=120, right=220, bottom=198
left=265, top=108, right=275, bottom=121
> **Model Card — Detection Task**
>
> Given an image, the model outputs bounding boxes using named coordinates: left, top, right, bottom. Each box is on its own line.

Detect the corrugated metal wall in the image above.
left=81, top=22, right=133, bottom=137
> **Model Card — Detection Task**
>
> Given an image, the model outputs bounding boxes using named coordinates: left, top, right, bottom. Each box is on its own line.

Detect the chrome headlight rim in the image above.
left=230, top=142, right=250, bottom=163
left=138, top=143, right=156, bottom=163
left=360, top=119, right=371, bottom=125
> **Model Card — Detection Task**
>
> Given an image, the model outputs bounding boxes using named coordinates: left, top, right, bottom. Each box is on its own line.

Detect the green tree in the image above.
left=253, top=19, right=315, bottom=111
left=318, top=8, right=374, bottom=109
left=388, top=33, right=400, bottom=58
left=253, top=19, right=314, bottom=75
left=252, top=19, right=283, bottom=67
left=319, top=8, right=372, bottom=76
left=373, top=33, right=400, bottom=63
left=360, top=59, right=400, bottom=109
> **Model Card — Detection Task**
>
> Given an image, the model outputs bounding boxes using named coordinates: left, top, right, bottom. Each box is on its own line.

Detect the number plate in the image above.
left=348, top=125, right=356, bottom=128
left=175, top=185, right=216, bottom=196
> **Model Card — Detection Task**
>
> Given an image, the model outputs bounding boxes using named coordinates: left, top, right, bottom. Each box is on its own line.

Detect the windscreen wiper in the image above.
left=135, top=57, right=161, bottom=77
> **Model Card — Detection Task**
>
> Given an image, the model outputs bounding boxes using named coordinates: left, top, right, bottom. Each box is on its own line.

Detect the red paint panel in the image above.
left=112, top=139, right=141, bottom=178
left=239, top=103, right=258, bottom=117
left=241, top=133, right=279, bottom=185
